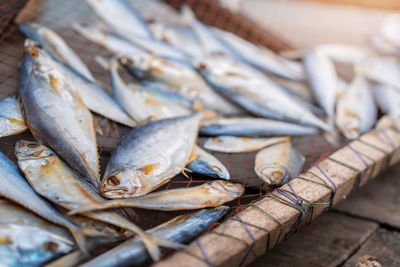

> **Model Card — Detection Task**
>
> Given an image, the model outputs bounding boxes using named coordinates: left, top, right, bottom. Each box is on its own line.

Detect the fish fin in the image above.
left=44, top=251, right=84, bottom=267
left=322, top=120, right=344, bottom=148
left=187, top=151, right=199, bottom=163
left=92, top=118, right=103, bottom=135
left=68, top=202, right=116, bottom=215
left=181, top=167, right=193, bottom=179
left=95, top=56, right=110, bottom=70
left=181, top=4, right=195, bottom=22
left=192, top=100, right=217, bottom=119
left=141, top=234, right=185, bottom=261
left=138, top=116, right=155, bottom=126
left=139, top=163, right=160, bottom=175
left=193, top=99, right=204, bottom=111
left=67, top=225, right=89, bottom=257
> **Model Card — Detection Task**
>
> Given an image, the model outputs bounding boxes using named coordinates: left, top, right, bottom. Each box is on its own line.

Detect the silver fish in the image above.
left=304, top=49, right=337, bottom=119
left=70, top=181, right=242, bottom=214
left=204, top=136, right=290, bottom=153
left=86, top=0, right=153, bottom=40
left=255, top=141, right=305, bottom=188
left=214, top=28, right=305, bottom=81
left=19, top=39, right=100, bottom=188
left=74, top=22, right=185, bottom=62
left=19, top=23, right=94, bottom=82
left=336, top=75, right=377, bottom=139
left=0, top=150, right=85, bottom=252
left=186, top=145, right=230, bottom=179
left=181, top=5, right=238, bottom=59
left=150, top=22, right=203, bottom=59
left=368, top=35, right=399, bottom=56
left=133, top=0, right=187, bottom=26
left=0, top=94, right=28, bottom=137
left=72, top=23, right=147, bottom=57
left=19, top=23, right=136, bottom=127
left=120, top=54, right=243, bottom=115
left=200, top=117, right=320, bottom=137
left=316, top=43, right=370, bottom=64
left=196, top=54, right=331, bottom=131
left=108, top=59, right=193, bottom=122
left=101, top=112, right=203, bottom=199
left=0, top=200, right=73, bottom=267
left=358, top=56, right=400, bottom=91
left=373, top=83, right=400, bottom=131
left=15, top=140, right=182, bottom=261
left=80, top=206, right=228, bottom=267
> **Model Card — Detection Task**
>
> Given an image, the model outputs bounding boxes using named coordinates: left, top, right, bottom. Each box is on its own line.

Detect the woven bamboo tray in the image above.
left=1, top=0, right=399, bottom=266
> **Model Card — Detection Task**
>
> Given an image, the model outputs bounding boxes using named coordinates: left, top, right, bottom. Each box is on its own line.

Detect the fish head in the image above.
left=22, top=39, right=56, bottom=73
left=257, top=164, right=290, bottom=188
left=101, top=166, right=145, bottom=199
left=15, top=140, right=55, bottom=165
left=119, top=54, right=151, bottom=80
left=206, top=180, right=244, bottom=200
left=340, top=119, right=361, bottom=140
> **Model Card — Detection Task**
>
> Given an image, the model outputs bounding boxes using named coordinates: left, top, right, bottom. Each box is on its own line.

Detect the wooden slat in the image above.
left=253, top=212, right=379, bottom=267
left=334, top=154, right=400, bottom=228
left=343, top=228, right=400, bottom=266
left=155, top=129, right=400, bottom=267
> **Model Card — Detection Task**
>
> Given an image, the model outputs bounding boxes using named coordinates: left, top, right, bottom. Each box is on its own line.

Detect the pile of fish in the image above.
left=0, top=0, right=398, bottom=265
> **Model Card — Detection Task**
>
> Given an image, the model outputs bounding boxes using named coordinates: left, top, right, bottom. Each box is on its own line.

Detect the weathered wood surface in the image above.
left=155, top=129, right=400, bottom=267
left=252, top=213, right=379, bottom=267
left=343, top=228, right=400, bottom=267
left=335, top=160, right=400, bottom=228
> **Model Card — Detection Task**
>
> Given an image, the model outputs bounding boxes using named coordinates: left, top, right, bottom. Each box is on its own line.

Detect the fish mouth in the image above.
left=259, top=165, right=290, bottom=187
left=100, top=186, right=134, bottom=199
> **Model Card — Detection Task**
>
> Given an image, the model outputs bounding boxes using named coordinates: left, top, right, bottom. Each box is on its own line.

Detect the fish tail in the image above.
left=67, top=201, right=117, bottom=215
left=67, top=225, right=89, bottom=257
left=140, top=233, right=185, bottom=261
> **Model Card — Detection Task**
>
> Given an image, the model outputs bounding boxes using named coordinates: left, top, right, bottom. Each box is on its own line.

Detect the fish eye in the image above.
left=198, top=63, right=207, bottom=70
left=271, top=170, right=284, bottom=179
left=106, top=176, right=120, bottom=186
left=27, top=143, right=37, bottom=148
left=43, top=241, right=58, bottom=252
left=28, top=49, right=38, bottom=58
left=125, top=59, right=134, bottom=66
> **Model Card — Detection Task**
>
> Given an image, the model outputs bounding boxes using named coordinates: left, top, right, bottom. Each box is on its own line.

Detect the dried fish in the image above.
left=255, top=141, right=305, bottom=188
left=204, top=136, right=290, bottom=153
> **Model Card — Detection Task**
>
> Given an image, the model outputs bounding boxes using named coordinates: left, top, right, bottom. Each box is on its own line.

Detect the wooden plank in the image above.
left=308, top=0, right=400, bottom=11
left=155, top=129, right=400, bottom=267
left=241, top=0, right=390, bottom=49
left=253, top=212, right=378, bottom=267
left=334, top=163, right=400, bottom=228
left=343, top=228, right=400, bottom=267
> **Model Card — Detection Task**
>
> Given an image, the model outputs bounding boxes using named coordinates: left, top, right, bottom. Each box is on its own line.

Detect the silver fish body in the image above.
left=358, top=57, right=400, bottom=91
left=316, top=43, right=370, bottom=64
left=101, top=112, right=203, bottom=199
left=19, top=23, right=136, bottom=127
left=0, top=94, right=28, bottom=137
left=255, top=141, right=305, bottom=188
left=186, top=145, right=230, bottom=179
left=109, top=59, right=192, bottom=122
left=72, top=23, right=147, bottom=56
left=200, top=117, right=320, bottom=137
left=373, top=83, right=400, bottom=131
left=19, top=23, right=94, bottom=81
left=86, top=0, right=153, bottom=40
left=0, top=150, right=85, bottom=252
left=336, top=75, right=377, bottom=139
left=304, top=50, right=337, bottom=119
left=204, top=136, right=290, bottom=153
left=120, top=54, right=243, bottom=115
left=80, top=206, right=228, bottom=267
left=19, top=40, right=100, bottom=188
left=197, top=54, right=330, bottom=131
left=150, top=22, right=203, bottom=58
left=0, top=200, right=73, bottom=267
left=214, top=28, right=305, bottom=81
left=70, top=181, right=242, bottom=214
